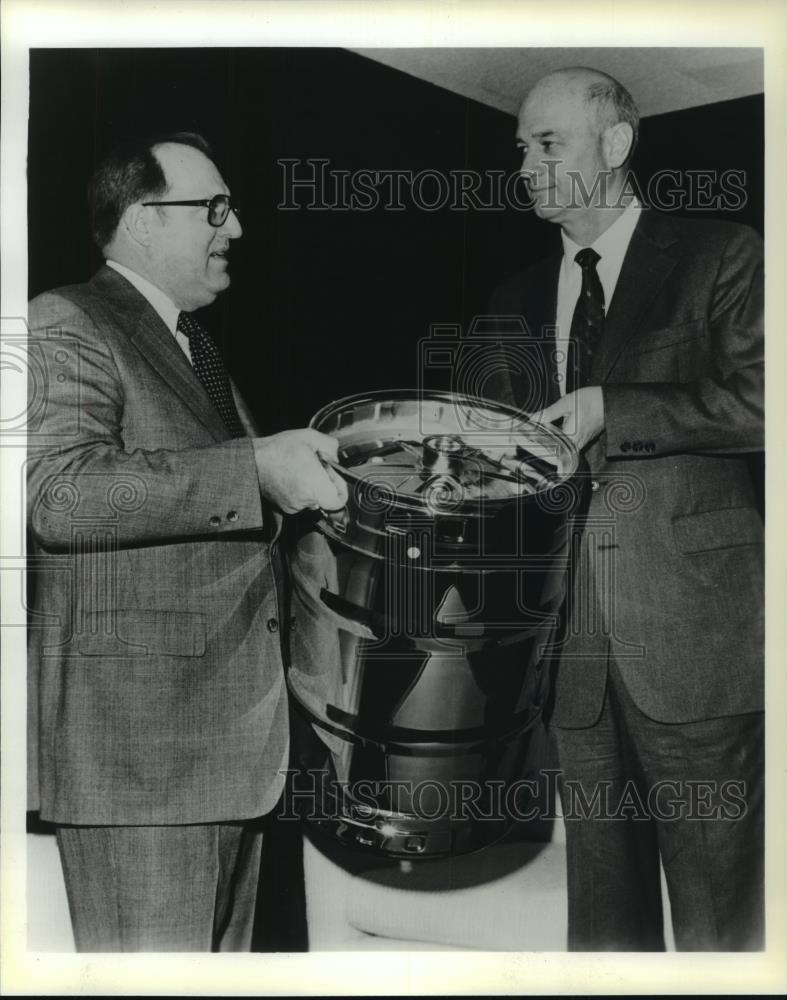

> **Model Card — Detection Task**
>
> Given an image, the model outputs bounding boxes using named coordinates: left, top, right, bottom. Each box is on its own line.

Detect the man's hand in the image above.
left=253, top=429, right=349, bottom=514
left=532, top=387, right=605, bottom=451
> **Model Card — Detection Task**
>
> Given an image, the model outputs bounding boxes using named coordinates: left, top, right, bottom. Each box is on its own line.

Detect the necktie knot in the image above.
left=575, top=247, right=601, bottom=272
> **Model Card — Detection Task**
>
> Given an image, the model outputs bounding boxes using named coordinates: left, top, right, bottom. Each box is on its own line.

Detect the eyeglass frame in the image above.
left=141, top=194, right=240, bottom=227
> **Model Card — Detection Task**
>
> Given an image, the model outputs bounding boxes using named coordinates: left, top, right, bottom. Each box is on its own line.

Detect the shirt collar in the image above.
left=561, top=197, right=642, bottom=272
left=106, top=259, right=181, bottom=336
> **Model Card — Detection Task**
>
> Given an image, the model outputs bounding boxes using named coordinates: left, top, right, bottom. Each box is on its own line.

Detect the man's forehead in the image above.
left=517, top=83, right=593, bottom=136
left=154, top=142, right=227, bottom=192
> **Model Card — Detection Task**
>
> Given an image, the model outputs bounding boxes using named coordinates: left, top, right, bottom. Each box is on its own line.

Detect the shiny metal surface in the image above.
left=287, top=391, right=582, bottom=858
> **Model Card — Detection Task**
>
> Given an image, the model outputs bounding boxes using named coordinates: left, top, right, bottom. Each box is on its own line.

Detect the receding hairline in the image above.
left=531, top=66, right=620, bottom=94
left=150, top=139, right=214, bottom=161
left=520, top=66, right=640, bottom=149
left=148, top=139, right=214, bottom=176
left=148, top=140, right=224, bottom=197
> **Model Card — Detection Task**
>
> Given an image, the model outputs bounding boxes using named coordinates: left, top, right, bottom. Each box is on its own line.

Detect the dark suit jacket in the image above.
left=27, top=266, right=290, bottom=824
left=488, top=210, right=764, bottom=727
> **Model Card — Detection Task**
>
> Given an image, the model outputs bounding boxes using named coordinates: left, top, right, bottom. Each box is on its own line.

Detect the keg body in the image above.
left=287, top=392, right=581, bottom=858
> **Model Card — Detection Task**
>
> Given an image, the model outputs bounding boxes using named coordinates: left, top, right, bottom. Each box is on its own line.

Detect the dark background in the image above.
left=29, top=48, right=764, bottom=434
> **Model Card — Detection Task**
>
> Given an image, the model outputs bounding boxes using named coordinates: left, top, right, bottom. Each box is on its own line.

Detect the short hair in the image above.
left=88, top=131, right=215, bottom=251
left=584, top=73, right=640, bottom=160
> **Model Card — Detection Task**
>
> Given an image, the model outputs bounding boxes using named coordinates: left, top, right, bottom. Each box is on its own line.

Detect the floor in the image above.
left=302, top=823, right=569, bottom=951
left=26, top=813, right=674, bottom=953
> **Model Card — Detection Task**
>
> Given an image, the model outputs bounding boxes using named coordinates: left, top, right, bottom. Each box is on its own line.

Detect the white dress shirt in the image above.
left=106, top=259, right=192, bottom=362
left=555, top=199, right=642, bottom=394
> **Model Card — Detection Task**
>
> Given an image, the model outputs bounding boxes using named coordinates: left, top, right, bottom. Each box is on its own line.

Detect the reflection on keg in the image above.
left=287, top=391, right=583, bottom=858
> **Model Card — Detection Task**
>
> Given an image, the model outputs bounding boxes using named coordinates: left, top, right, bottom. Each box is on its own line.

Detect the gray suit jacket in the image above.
left=27, top=266, right=290, bottom=825
left=489, top=211, right=764, bottom=726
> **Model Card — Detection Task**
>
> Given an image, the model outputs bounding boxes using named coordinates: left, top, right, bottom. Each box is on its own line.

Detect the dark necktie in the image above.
left=566, top=247, right=605, bottom=392
left=177, top=312, right=246, bottom=438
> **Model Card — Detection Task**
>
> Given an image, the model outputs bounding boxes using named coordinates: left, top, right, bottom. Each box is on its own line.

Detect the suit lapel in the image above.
left=91, top=266, right=230, bottom=440
left=592, top=211, right=679, bottom=383
left=132, top=311, right=231, bottom=439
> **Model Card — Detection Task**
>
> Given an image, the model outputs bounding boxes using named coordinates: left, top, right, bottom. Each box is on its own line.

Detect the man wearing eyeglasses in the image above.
left=26, top=132, right=346, bottom=951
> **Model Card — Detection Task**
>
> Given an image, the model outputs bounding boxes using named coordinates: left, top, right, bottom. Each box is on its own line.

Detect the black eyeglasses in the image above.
left=142, top=194, right=240, bottom=227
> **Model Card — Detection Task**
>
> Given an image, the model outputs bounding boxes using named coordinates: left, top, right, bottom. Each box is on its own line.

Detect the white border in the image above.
left=2, top=1, right=786, bottom=994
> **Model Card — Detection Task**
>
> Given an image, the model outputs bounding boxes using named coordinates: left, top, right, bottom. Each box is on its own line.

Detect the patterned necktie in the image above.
left=177, top=312, right=246, bottom=438
left=566, top=247, right=605, bottom=392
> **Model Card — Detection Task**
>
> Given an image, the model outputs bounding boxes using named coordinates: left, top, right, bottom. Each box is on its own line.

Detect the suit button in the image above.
left=267, top=618, right=279, bottom=633
left=227, top=510, right=239, bottom=522
left=590, top=479, right=600, bottom=492
left=209, top=515, right=221, bottom=526
left=289, top=617, right=297, bottom=632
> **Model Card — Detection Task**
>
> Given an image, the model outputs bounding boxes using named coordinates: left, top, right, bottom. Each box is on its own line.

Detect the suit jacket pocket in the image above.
left=672, top=507, right=763, bottom=554
left=630, top=318, right=704, bottom=355
left=77, top=609, right=207, bottom=657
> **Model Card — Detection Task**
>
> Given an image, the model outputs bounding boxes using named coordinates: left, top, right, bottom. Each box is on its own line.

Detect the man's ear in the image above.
left=123, top=203, right=154, bottom=248
left=603, top=122, right=634, bottom=170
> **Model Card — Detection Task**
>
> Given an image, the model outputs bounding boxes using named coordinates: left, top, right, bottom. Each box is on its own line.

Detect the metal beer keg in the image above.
left=287, top=390, right=581, bottom=858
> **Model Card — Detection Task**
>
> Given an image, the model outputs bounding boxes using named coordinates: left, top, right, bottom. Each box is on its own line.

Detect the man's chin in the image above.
left=206, top=272, right=231, bottom=294
left=182, top=282, right=224, bottom=311
left=532, top=200, right=565, bottom=223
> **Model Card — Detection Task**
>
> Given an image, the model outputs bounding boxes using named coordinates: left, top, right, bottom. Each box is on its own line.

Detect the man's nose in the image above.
left=519, top=150, right=538, bottom=184
left=222, top=208, right=243, bottom=239
left=519, top=148, right=539, bottom=184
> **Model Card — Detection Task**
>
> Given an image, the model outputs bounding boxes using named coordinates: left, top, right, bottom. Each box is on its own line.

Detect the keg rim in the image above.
left=310, top=388, right=580, bottom=512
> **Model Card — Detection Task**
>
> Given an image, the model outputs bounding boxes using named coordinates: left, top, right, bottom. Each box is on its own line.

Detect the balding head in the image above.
left=95, top=134, right=243, bottom=311
left=524, top=67, right=640, bottom=158
left=516, top=66, right=639, bottom=243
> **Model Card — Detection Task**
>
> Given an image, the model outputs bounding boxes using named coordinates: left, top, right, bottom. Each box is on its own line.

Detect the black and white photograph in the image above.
left=2, top=0, right=786, bottom=995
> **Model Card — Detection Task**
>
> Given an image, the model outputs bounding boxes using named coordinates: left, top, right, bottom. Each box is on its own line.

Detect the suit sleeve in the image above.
left=27, top=293, right=267, bottom=551
left=602, top=226, right=764, bottom=458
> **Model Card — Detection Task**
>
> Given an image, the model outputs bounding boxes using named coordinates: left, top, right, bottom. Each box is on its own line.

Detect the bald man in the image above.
left=488, top=69, right=764, bottom=951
